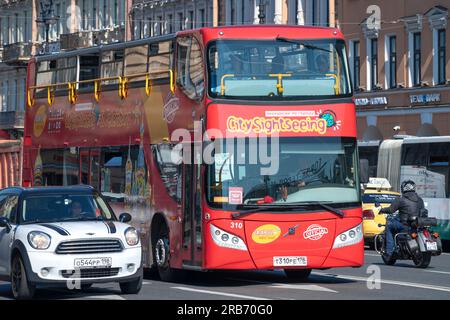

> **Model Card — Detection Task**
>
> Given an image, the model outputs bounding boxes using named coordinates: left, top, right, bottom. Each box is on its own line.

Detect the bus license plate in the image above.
left=74, top=257, right=112, bottom=268
left=273, top=256, right=307, bottom=267
left=426, top=241, right=438, bottom=251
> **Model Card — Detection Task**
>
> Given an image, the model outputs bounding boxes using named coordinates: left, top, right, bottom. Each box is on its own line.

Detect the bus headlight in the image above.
left=28, top=231, right=51, bottom=250
left=333, top=223, right=363, bottom=249
left=210, top=224, right=247, bottom=251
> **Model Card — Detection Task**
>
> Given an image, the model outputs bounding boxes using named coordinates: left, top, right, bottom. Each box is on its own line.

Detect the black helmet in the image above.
left=401, top=180, right=416, bottom=193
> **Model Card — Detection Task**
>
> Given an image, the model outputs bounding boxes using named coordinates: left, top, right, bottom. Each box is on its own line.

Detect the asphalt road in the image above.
left=1, top=249, right=450, bottom=300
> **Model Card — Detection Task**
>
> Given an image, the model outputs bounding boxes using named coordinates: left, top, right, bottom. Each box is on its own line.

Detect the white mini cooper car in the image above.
left=0, top=186, right=142, bottom=299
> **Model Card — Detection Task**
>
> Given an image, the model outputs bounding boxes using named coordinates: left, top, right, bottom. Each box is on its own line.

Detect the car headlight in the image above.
left=333, top=223, right=363, bottom=249
left=124, top=227, right=139, bottom=246
left=210, top=224, right=247, bottom=251
left=28, top=231, right=51, bottom=250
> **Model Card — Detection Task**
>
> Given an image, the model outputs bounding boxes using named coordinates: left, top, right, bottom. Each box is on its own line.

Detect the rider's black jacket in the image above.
left=379, top=191, right=425, bottom=225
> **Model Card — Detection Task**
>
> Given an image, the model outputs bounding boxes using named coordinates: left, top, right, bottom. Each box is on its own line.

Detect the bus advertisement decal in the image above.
left=252, top=224, right=282, bottom=244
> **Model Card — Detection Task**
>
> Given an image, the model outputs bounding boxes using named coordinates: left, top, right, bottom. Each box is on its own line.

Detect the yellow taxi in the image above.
left=362, top=178, right=400, bottom=248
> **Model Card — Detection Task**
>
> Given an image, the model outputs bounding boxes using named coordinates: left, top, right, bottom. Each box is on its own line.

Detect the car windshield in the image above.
left=21, top=194, right=115, bottom=224
left=207, top=39, right=351, bottom=100
left=206, top=137, right=360, bottom=209
left=363, top=193, right=399, bottom=204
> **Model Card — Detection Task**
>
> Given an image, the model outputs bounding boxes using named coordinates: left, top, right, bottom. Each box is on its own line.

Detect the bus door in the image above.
left=181, top=144, right=203, bottom=268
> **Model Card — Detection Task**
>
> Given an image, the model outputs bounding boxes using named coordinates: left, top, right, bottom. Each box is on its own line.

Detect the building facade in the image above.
left=337, top=0, right=450, bottom=141
left=0, top=0, right=133, bottom=138
left=131, top=0, right=333, bottom=40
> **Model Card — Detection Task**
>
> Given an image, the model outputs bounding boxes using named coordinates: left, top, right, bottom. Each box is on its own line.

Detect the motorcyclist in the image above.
left=376, top=180, right=425, bottom=257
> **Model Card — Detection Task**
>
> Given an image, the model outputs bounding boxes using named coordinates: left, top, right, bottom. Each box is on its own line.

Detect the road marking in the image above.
left=364, top=253, right=380, bottom=257
left=270, top=283, right=338, bottom=293
left=226, top=277, right=337, bottom=293
left=79, top=294, right=126, bottom=300
left=143, top=281, right=152, bottom=285
left=171, top=287, right=271, bottom=300
left=424, top=270, right=450, bottom=275
left=315, top=272, right=450, bottom=293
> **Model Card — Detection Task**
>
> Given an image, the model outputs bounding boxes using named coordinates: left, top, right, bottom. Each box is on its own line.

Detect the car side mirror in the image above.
left=0, top=217, right=12, bottom=233
left=119, top=213, right=132, bottom=223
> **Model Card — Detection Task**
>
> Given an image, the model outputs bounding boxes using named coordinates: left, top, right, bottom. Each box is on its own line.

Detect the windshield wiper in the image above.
left=60, top=217, right=104, bottom=222
left=232, top=204, right=307, bottom=219
left=231, top=201, right=344, bottom=219
left=275, top=36, right=332, bottom=53
left=286, top=201, right=345, bottom=218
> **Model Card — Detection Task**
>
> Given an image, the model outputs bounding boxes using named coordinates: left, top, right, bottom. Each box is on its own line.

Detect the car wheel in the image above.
left=11, top=255, right=36, bottom=300
left=119, top=275, right=143, bottom=294
left=153, top=226, right=185, bottom=282
left=284, top=269, right=312, bottom=281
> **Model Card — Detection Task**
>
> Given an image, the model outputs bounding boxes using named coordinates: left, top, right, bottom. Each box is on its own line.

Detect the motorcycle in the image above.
left=374, top=211, right=442, bottom=268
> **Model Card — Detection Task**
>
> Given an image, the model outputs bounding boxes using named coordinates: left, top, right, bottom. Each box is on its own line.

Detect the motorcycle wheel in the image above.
left=413, top=252, right=431, bottom=268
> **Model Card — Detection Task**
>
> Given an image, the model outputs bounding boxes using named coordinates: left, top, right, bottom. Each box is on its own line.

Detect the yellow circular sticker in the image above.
left=252, top=224, right=281, bottom=244
left=33, top=105, right=47, bottom=138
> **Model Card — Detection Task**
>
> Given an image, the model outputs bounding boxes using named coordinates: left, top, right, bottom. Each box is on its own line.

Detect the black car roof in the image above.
left=2, top=185, right=96, bottom=195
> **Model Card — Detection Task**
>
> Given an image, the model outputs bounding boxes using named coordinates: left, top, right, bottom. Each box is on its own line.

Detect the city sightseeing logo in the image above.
left=226, top=110, right=341, bottom=135
left=303, top=224, right=329, bottom=241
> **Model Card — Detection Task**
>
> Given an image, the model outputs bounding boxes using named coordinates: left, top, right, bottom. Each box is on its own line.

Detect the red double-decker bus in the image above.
left=23, top=26, right=363, bottom=281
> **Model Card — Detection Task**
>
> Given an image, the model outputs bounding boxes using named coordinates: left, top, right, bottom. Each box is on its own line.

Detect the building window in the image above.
left=413, top=32, right=421, bottom=86
left=438, top=29, right=446, bottom=85
left=370, top=38, right=378, bottom=90
left=188, top=10, right=194, bottom=29
left=388, top=36, right=397, bottom=89
left=14, top=13, right=19, bottom=43
left=352, top=41, right=360, bottom=90
left=199, top=9, right=205, bottom=27
left=178, top=12, right=183, bottom=31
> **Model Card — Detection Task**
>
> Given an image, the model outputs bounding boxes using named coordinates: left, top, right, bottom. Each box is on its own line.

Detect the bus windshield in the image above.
left=206, top=137, right=360, bottom=209
left=207, top=38, right=351, bottom=100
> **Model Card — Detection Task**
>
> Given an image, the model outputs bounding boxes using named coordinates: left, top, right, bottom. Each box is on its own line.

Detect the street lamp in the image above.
left=258, top=0, right=266, bottom=24
left=36, top=0, right=60, bottom=50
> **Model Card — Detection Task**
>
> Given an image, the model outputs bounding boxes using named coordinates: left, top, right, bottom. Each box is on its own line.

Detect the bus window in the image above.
left=189, top=38, right=205, bottom=98
left=41, top=149, right=64, bottom=186
left=101, top=146, right=148, bottom=197
left=56, top=57, right=77, bottom=84
left=152, top=144, right=182, bottom=204
left=124, top=45, right=148, bottom=82
left=79, top=55, right=100, bottom=88
left=101, top=49, right=124, bottom=84
left=148, top=41, right=173, bottom=80
left=428, top=143, right=450, bottom=197
left=402, top=144, right=428, bottom=166
left=36, top=60, right=57, bottom=93
left=177, top=37, right=204, bottom=99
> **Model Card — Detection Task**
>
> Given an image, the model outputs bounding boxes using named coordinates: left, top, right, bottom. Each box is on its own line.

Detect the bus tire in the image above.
left=153, top=224, right=185, bottom=282
left=284, top=269, right=312, bottom=281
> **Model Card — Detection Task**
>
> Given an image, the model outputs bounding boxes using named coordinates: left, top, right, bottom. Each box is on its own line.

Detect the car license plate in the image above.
left=426, top=241, right=438, bottom=251
left=74, top=257, right=112, bottom=268
left=273, top=256, right=307, bottom=267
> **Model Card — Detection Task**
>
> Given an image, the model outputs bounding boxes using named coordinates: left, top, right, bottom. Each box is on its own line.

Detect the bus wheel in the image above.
left=154, top=226, right=185, bottom=282
left=284, top=269, right=312, bottom=281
